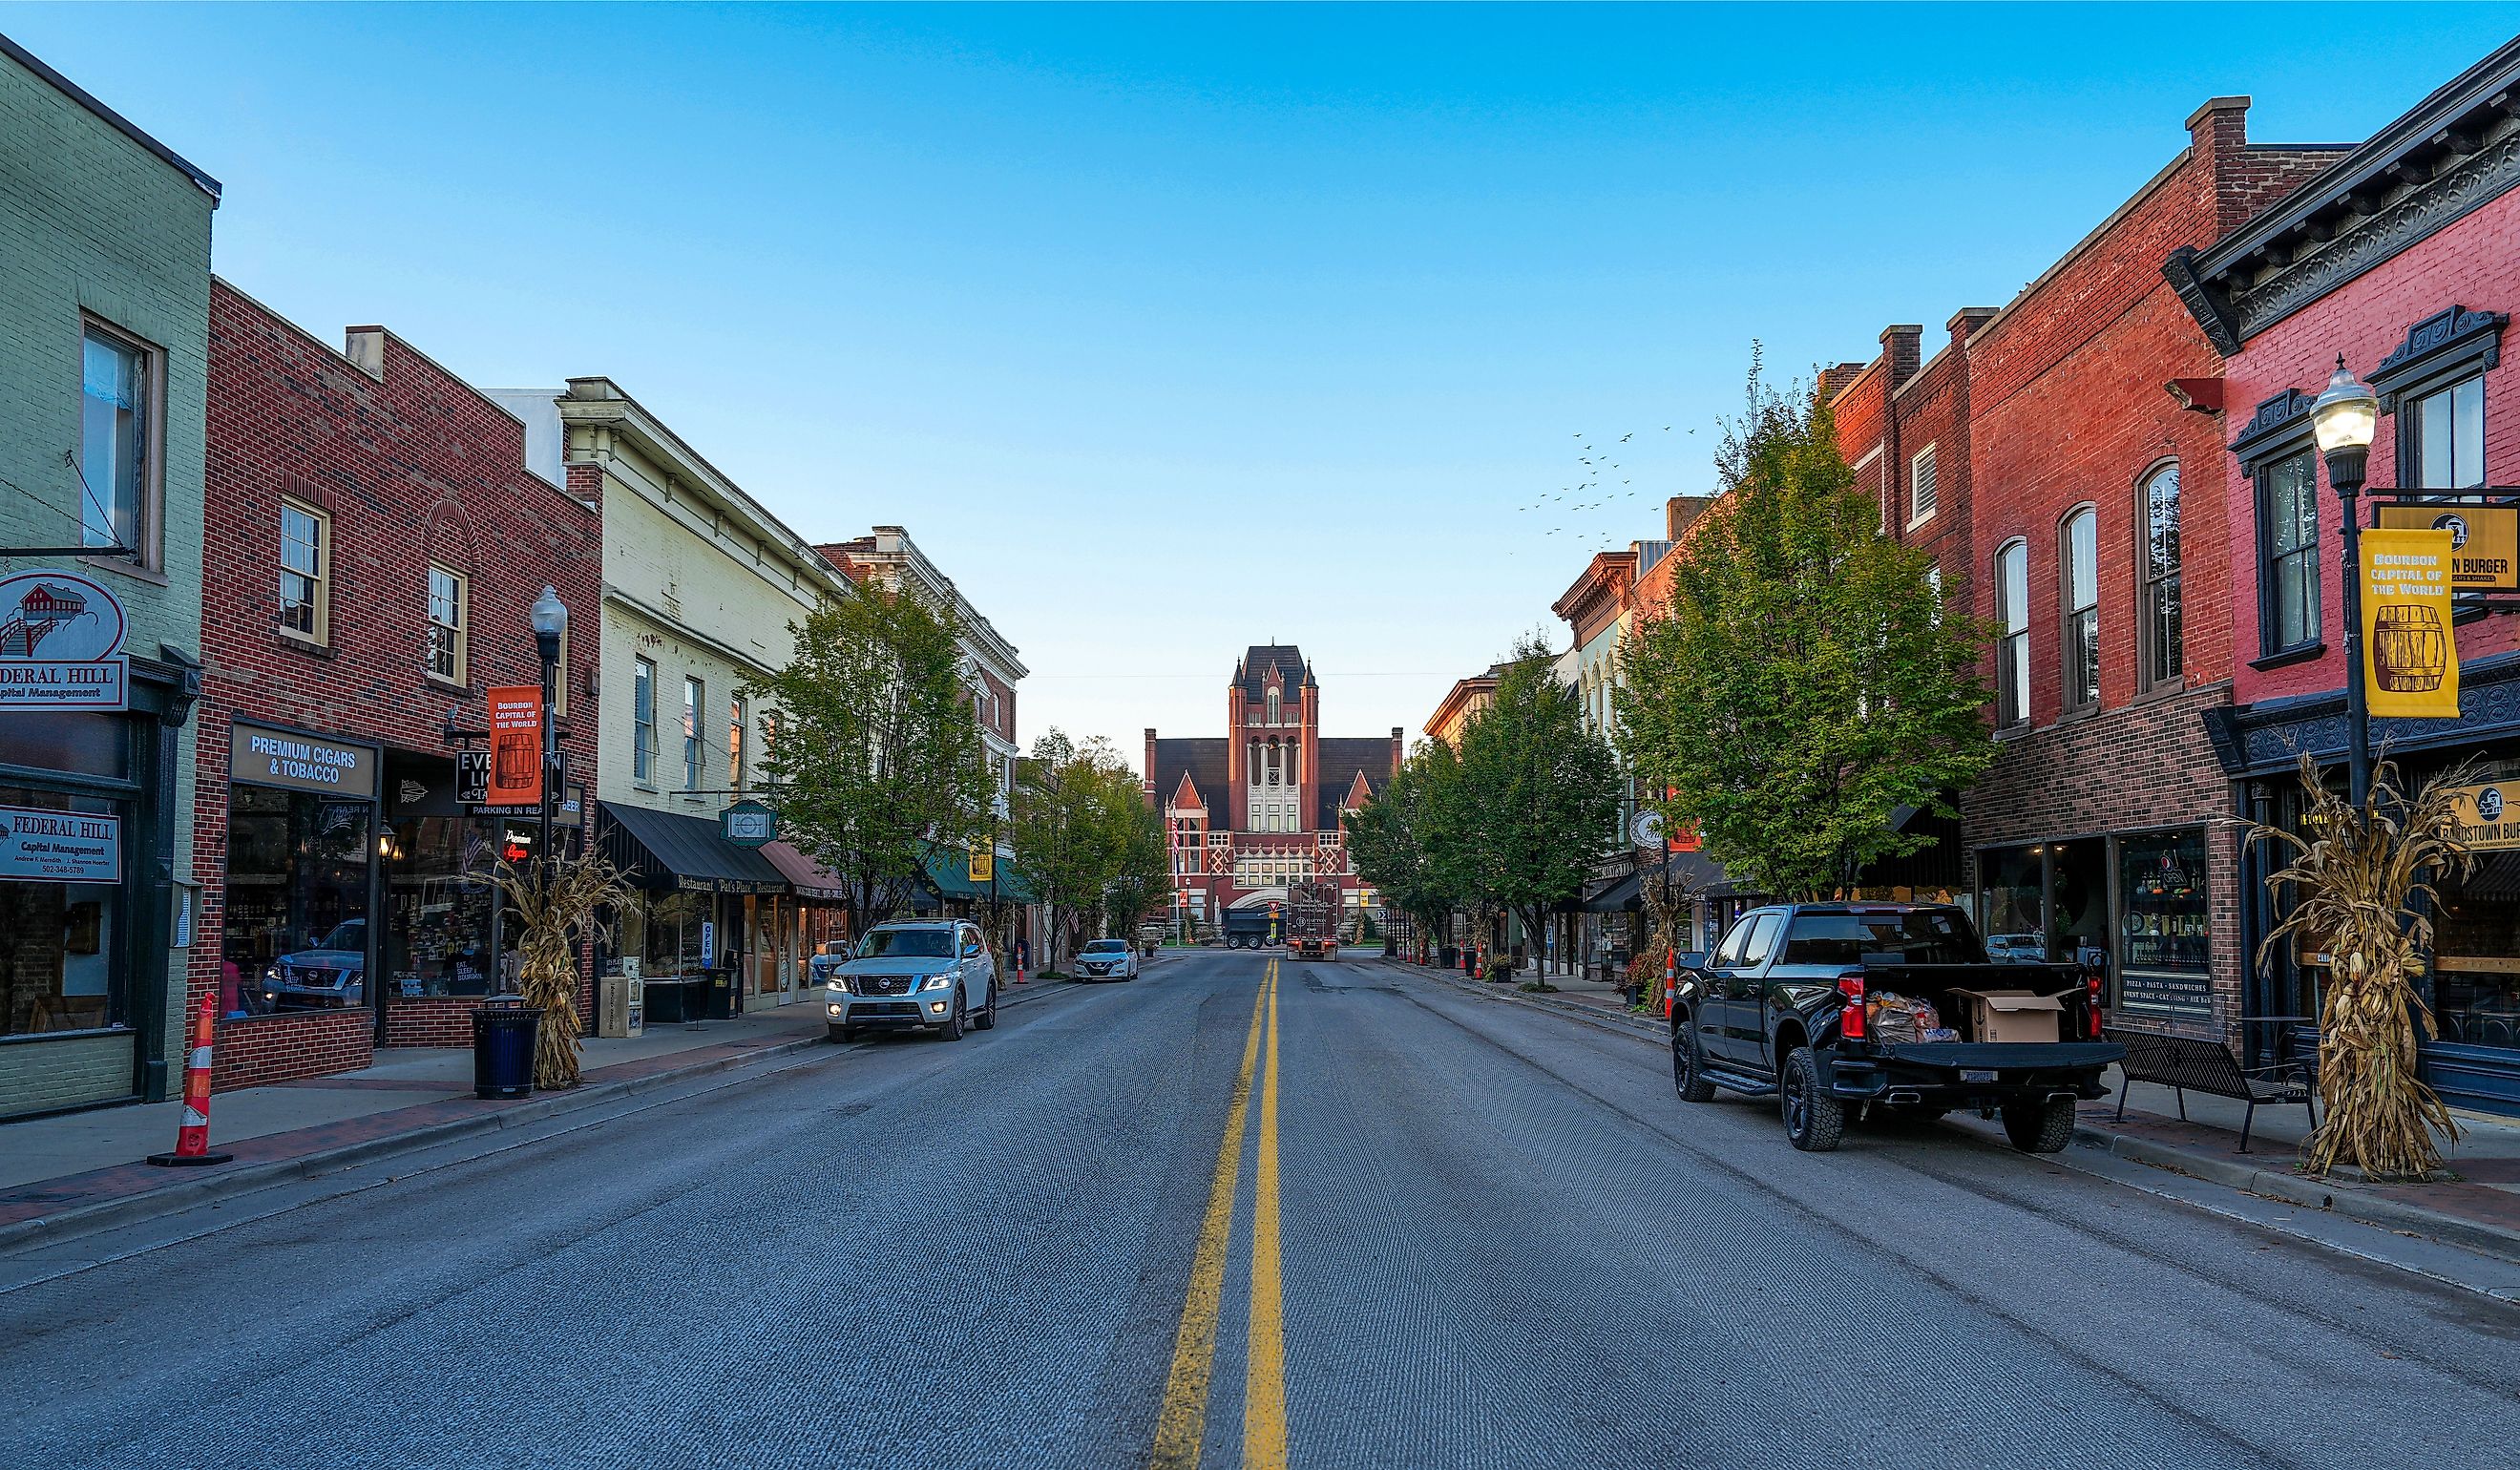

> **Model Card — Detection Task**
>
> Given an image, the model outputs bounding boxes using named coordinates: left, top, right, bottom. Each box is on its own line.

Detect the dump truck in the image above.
left=1285, top=881, right=1342, bottom=961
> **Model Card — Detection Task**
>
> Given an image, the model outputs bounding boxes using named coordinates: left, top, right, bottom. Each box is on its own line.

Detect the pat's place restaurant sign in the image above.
left=0, top=569, right=129, bottom=712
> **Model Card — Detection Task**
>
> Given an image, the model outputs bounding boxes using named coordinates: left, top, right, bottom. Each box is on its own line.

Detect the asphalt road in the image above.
left=5, top=949, right=2517, bottom=1469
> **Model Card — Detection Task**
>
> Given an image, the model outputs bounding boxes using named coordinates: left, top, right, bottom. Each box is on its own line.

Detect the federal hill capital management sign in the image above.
left=0, top=568, right=130, bottom=711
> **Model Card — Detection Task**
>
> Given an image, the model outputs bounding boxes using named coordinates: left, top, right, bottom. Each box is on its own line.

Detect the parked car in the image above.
left=823, top=920, right=998, bottom=1041
left=1985, top=933, right=2048, bottom=965
left=1075, top=937, right=1139, bottom=981
left=1667, top=903, right=2123, bottom=1153
left=263, top=919, right=367, bottom=1010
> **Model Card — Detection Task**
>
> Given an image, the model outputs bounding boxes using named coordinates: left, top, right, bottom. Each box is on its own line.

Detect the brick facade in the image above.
left=195, top=279, right=601, bottom=1090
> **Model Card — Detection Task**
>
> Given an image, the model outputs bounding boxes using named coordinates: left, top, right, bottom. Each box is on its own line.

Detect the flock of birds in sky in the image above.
left=1508, top=422, right=1698, bottom=557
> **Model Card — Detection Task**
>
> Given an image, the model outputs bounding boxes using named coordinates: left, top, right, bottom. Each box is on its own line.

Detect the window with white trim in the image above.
left=1908, top=444, right=1939, bottom=526
left=2061, top=507, right=2098, bottom=713
left=426, top=565, right=467, bottom=683
left=279, top=499, right=328, bottom=643
left=632, top=658, right=657, bottom=783
left=1995, top=539, right=2029, bottom=727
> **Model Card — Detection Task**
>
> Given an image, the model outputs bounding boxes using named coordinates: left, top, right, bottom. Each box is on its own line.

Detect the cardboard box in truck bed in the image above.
left=1947, top=989, right=2065, bottom=1044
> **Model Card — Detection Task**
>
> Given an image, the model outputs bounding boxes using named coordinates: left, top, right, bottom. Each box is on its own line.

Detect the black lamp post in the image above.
left=530, top=586, right=568, bottom=880
left=2309, top=357, right=2381, bottom=808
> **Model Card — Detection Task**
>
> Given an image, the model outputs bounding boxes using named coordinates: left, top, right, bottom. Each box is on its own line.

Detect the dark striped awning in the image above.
left=598, top=803, right=788, bottom=896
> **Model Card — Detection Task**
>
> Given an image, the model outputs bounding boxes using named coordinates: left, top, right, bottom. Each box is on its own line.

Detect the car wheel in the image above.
left=828, top=1024, right=854, bottom=1044
left=2001, top=1096, right=2077, bottom=1153
left=1671, top=1017, right=1716, bottom=1103
left=937, top=986, right=965, bottom=1041
left=1781, top=1046, right=1844, bottom=1152
left=974, top=988, right=998, bottom=1031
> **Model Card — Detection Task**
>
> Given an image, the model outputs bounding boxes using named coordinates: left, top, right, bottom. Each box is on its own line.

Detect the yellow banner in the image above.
left=2361, top=528, right=2461, bottom=719
left=2443, top=782, right=2520, bottom=851
left=969, top=846, right=995, bottom=883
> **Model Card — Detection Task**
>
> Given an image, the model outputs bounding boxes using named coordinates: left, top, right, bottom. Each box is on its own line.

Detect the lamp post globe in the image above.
left=530, top=585, right=568, bottom=669
left=2310, top=355, right=2380, bottom=493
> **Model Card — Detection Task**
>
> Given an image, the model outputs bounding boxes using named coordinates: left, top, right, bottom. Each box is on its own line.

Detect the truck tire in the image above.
left=937, top=987, right=966, bottom=1042
left=1781, top=1046, right=1844, bottom=1152
left=2002, top=1096, right=2076, bottom=1153
left=1671, top=1018, right=1716, bottom=1103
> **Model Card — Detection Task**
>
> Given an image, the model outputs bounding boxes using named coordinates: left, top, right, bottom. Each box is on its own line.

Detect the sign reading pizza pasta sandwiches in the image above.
left=2377, top=503, right=2519, bottom=591
left=2360, top=528, right=2461, bottom=720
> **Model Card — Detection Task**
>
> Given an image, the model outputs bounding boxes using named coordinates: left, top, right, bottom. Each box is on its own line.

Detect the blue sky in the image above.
left=6, top=4, right=2510, bottom=756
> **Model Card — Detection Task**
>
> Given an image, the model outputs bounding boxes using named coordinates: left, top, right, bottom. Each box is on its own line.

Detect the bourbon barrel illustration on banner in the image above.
left=2372, top=603, right=2449, bottom=692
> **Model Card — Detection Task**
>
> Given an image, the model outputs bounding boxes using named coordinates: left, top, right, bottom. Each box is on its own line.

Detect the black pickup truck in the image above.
left=1669, top=902, right=2123, bottom=1153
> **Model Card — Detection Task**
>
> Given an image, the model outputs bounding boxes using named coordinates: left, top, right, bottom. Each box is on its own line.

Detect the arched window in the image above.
left=2060, top=507, right=2098, bottom=712
left=1266, top=686, right=1281, bottom=724
left=1995, top=539, right=2029, bottom=726
left=2140, top=463, right=2182, bottom=688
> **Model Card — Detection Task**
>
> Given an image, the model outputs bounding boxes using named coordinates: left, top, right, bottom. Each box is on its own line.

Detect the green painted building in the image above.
left=0, top=35, right=217, bottom=1117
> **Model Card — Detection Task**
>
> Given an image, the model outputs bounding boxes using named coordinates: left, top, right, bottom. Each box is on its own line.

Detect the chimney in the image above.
left=1881, top=325, right=1924, bottom=389
left=1947, top=306, right=1999, bottom=348
left=1144, top=727, right=1158, bottom=803
left=1390, top=726, right=1404, bottom=773
left=1666, top=494, right=1715, bottom=542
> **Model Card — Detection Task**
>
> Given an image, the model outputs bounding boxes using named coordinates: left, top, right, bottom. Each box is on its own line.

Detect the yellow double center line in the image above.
left=1150, top=957, right=1289, bottom=1470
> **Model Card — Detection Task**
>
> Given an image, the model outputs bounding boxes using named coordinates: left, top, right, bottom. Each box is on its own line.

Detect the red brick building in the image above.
left=194, top=280, right=601, bottom=1088
left=1144, top=646, right=1401, bottom=929
left=2170, top=39, right=2520, bottom=1109
left=1945, top=97, right=2344, bottom=1039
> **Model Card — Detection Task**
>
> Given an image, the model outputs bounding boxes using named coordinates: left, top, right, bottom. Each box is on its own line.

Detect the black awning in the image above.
left=598, top=802, right=788, bottom=895
left=1582, top=872, right=1644, bottom=913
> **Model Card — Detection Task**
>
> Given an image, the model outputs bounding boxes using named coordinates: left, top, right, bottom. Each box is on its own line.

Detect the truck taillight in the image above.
left=1837, top=973, right=1865, bottom=1041
left=2085, top=971, right=2105, bottom=1040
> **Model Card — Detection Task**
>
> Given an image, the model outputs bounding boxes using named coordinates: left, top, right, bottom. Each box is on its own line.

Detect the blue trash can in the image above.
left=472, top=1002, right=542, bottom=1100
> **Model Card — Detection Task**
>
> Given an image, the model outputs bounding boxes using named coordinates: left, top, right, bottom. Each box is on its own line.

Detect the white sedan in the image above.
left=1073, top=938, right=1139, bottom=982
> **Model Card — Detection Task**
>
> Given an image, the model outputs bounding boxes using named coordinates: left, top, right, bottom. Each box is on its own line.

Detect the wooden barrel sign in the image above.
left=2373, top=604, right=2448, bottom=692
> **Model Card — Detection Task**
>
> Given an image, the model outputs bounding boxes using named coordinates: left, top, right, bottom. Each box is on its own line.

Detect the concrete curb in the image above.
left=0, top=977, right=1087, bottom=1258
left=1378, top=956, right=2520, bottom=1268
left=2068, top=1122, right=2520, bottom=1267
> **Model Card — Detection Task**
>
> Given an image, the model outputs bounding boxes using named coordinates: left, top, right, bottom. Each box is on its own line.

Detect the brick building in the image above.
left=2170, top=38, right=2520, bottom=1110
left=1145, top=646, right=1401, bottom=930
left=194, top=281, right=601, bottom=1088
left=0, top=38, right=216, bottom=1118
left=1949, top=96, right=2345, bottom=1040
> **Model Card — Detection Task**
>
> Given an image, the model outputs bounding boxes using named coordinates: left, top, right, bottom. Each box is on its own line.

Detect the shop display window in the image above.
left=0, top=787, right=125, bottom=1037
left=222, top=785, right=371, bottom=1015
left=2432, top=856, right=2520, bottom=1051
left=624, top=891, right=708, bottom=976
left=2118, top=829, right=2213, bottom=1018
left=385, top=814, right=499, bottom=998
left=1978, top=846, right=2043, bottom=957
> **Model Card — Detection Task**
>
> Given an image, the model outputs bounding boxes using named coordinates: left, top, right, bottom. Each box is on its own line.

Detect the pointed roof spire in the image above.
left=1168, top=769, right=1207, bottom=811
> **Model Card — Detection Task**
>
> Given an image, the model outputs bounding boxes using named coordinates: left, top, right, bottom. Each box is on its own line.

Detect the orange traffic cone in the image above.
left=149, top=984, right=233, bottom=1166
left=1664, top=946, right=1677, bottom=1020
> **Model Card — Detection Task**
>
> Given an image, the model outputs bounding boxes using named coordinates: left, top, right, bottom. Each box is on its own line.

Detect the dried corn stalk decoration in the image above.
left=485, top=850, right=633, bottom=1090
left=1634, top=872, right=1696, bottom=1010
left=2253, top=753, right=2473, bottom=1180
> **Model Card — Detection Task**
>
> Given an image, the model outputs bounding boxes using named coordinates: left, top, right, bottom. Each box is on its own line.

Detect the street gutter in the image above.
left=0, top=976, right=1089, bottom=1258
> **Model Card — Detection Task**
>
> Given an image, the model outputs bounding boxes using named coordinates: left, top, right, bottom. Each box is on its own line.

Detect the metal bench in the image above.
left=2105, top=1025, right=2316, bottom=1153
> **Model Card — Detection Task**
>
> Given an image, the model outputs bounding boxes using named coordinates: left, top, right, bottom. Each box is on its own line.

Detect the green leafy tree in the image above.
left=1010, top=730, right=1152, bottom=972
left=1345, top=742, right=1455, bottom=943
left=1453, top=635, right=1623, bottom=980
left=1103, top=795, right=1175, bottom=939
left=1618, top=356, right=1995, bottom=899
left=743, top=586, right=993, bottom=941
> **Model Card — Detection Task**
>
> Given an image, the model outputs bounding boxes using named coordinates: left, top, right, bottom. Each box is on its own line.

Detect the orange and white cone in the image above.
left=1664, top=946, right=1677, bottom=1020
left=148, top=984, right=233, bottom=1167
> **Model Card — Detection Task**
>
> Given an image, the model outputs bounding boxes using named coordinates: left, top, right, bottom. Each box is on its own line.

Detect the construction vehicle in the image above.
left=1285, top=881, right=1341, bottom=961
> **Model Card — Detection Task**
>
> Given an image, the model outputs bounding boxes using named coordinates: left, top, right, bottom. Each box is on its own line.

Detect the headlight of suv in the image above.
left=919, top=973, right=956, bottom=991
left=826, top=975, right=845, bottom=990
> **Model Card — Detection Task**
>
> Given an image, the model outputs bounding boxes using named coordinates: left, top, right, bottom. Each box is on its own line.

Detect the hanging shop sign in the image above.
left=2377, top=503, right=2519, bottom=592
left=969, top=842, right=995, bottom=883
left=2444, top=782, right=2520, bottom=852
left=721, top=799, right=776, bottom=848
left=461, top=750, right=569, bottom=816
left=230, top=723, right=378, bottom=798
left=2360, top=528, right=2461, bottom=720
left=485, top=685, right=546, bottom=808
left=0, top=569, right=129, bottom=712
left=0, top=802, right=120, bottom=883
left=1629, top=809, right=1663, bottom=850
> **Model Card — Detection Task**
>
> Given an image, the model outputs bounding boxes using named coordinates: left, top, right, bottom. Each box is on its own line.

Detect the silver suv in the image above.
left=824, top=920, right=998, bottom=1041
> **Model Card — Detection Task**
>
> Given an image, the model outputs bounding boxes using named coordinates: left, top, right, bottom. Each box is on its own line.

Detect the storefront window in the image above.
left=2119, top=829, right=2212, bottom=1018
left=0, top=786, right=125, bottom=1037
left=2432, top=854, right=2520, bottom=1050
left=630, top=891, right=709, bottom=975
left=1979, top=846, right=2043, bottom=956
left=223, top=784, right=372, bottom=1014
left=385, top=814, right=498, bottom=998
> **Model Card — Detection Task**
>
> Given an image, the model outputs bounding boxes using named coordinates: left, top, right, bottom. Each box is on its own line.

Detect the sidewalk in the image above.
left=1381, top=955, right=2520, bottom=1266
left=0, top=977, right=1084, bottom=1250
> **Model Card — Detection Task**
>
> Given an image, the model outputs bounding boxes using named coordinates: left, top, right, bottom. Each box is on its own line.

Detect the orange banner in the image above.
left=486, top=684, right=546, bottom=807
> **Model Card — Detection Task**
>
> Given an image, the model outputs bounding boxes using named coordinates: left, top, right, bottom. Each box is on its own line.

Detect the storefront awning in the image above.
left=762, top=839, right=849, bottom=902
left=598, top=803, right=788, bottom=895
left=1582, top=872, right=1643, bottom=913
left=921, top=848, right=993, bottom=902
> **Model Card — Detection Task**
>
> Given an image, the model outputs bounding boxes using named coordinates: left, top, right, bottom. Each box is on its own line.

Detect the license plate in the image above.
left=1961, top=1068, right=1998, bottom=1083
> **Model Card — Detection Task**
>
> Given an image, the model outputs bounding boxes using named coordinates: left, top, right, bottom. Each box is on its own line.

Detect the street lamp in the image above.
left=2311, top=358, right=2380, bottom=807
left=529, top=587, right=568, bottom=878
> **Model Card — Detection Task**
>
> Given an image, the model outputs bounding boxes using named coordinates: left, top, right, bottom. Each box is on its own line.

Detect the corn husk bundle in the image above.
left=485, top=850, right=633, bottom=1090
left=2253, top=754, right=2473, bottom=1180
